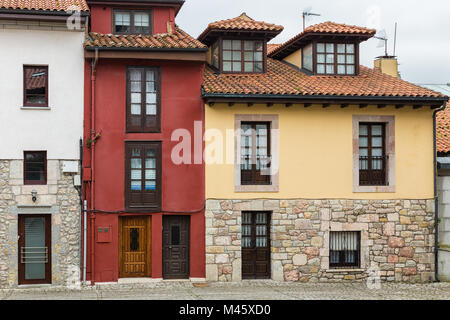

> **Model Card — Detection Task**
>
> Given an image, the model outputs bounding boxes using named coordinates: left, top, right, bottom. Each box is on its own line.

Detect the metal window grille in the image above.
left=329, top=231, right=361, bottom=268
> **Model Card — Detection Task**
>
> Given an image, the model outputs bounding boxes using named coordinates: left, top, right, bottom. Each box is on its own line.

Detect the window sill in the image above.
left=326, top=268, right=365, bottom=273
left=235, top=185, right=279, bottom=193
left=21, top=106, right=51, bottom=110
left=353, top=185, right=395, bottom=193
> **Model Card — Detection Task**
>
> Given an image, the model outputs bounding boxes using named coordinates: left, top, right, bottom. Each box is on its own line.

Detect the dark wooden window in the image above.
left=222, top=40, right=264, bottom=73
left=125, top=142, right=161, bottom=211
left=126, top=67, right=160, bottom=133
left=24, top=151, right=47, bottom=185
left=113, top=10, right=151, bottom=34
left=329, top=231, right=360, bottom=269
left=242, top=211, right=271, bottom=279
left=359, top=123, right=387, bottom=186
left=316, top=43, right=356, bottom=75
left=240, top=122, right=271, bottom=185
left=23, top=66, right=48, bottom=107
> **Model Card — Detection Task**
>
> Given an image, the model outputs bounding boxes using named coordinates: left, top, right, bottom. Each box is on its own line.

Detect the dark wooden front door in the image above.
left=119, top=216, right=152, bottom=278
left=242, top=212, right=271, bottom=279
left=18, top=214, right=51, bottom=285
left=162, top=216, right=190, bottom=279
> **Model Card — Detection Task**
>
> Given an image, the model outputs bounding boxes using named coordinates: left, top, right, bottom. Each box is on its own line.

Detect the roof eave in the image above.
left=0, top=8, right=90, bottom=16
left=85, top=46, right=208, bottom=52
left=202, top=92, right=448, bottom=107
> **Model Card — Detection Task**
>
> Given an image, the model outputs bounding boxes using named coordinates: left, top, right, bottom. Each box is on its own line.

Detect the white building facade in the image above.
left=0, top=4, right=88, bottom=287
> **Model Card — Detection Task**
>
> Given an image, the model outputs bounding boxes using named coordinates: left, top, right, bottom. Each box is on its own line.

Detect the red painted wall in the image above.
left=89, top=5, right=175, bottom=34
left=84, top=58, right=206, bottom=282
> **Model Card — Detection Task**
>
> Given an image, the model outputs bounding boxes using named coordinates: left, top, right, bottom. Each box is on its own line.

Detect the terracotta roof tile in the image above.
left=437, top=102, right=450, bottom=153
left=270, top=21, right=376, bottom=58
left=203, top=58, right=445, bottom=99
left=267, top=43, right=281, bottom=55
left=198, top=13, right=283, bottom=42
left=0, top=0, right=89, bottom=12
left=85, top=27, right=206, bottom=50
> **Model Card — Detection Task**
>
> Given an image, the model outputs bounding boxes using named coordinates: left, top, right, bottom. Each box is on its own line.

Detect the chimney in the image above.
left=374, top=56, right=400, bottom=78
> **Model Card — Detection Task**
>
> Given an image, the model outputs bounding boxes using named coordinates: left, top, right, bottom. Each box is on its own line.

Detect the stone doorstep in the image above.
left=114, top=278, right=207, bottom=285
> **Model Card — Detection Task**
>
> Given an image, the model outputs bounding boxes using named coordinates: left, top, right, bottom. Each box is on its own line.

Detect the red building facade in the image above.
left=82, top=0, right=207, bottom=283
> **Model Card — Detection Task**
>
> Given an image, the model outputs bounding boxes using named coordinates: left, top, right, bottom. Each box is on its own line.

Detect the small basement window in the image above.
left=24, top=151, right=47, bottom=185
left=329, top=231, right=361, bottom=268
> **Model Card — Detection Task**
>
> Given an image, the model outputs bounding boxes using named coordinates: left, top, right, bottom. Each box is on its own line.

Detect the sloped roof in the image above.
left=85, top=27, right=206, bottom=50
left=422, top=84, right=450, bottom=153
left=203, top=58, right=445, bottom=99
left=198, top=13, right=283, bottom=43
left=269, top=21, right=376, bottom=59
left=0, top=0, right=89, bottom=12
left=267, top=43, right=281, bottom=55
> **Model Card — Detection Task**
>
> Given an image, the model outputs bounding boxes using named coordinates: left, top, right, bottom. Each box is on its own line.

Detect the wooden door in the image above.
left=119, top=216, right=152, bottom=278
left=18, top=215, right=51, bottom=285
left=242, top=212, right=271, bottom=279
left=162, top=216, right=190, bottom=279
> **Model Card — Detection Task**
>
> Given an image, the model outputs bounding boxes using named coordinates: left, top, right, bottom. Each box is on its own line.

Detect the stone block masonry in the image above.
left=0, top=160, right=81, bottom=288
left=205, top=199, right=435, bottom=283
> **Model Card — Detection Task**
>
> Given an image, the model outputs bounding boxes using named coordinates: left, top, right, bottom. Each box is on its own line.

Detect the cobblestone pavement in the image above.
left=1, top=281, right=450, bottom=300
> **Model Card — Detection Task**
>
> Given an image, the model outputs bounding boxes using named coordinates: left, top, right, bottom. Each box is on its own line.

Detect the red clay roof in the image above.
left=437, top=102, right=450, bottom=153
left=267, top=43, right=281, bottom=55
left=269, top=21, right=376, bottom=58
left=198, top=13, right=283, bottom=42
left=85, top=27, right=206, bottom=50
left=0, top=0, right=89, bottom=12
left=202, top=58, right=445, bottom=99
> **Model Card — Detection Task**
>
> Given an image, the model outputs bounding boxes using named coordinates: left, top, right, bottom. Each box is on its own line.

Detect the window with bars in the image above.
left=316, top=43, right=356, bottom=75
left=240, top=122, right=271, bottom=185
left=113, top=10, right=151, bottom=34
left=23, top=66, right=48, bottom=107
left=126, top=67, right=160, bottom=132
left=125, top=142, right=161, bottom=211
left=222, top=40, right=264, bottom=73
left=329, top=231, right=361, bottom=269
left=24, top=151, right=47, bottom=185
left=359, top=123, right=387, bottom=186
left=242, top=212, right=270, bottom=248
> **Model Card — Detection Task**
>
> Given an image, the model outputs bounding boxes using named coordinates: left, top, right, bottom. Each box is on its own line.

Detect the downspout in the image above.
left=78, top=138, right=83, bottom=283
left=90, top=48, right=98, bottom=285
left=433, top=103, right=447, bottom=283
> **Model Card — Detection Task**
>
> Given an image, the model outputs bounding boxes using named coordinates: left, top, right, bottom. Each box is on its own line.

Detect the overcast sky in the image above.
left=176, top=0, right=450, bottom=84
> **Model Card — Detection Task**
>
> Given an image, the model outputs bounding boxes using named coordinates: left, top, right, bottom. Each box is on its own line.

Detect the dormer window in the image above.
left=114, top=10, right=151, bottom=35
left=222, top=40, right=264, bottom=73
left=303, top=42, right=357, bottom=75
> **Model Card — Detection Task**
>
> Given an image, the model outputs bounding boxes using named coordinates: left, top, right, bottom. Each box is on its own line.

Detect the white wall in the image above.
left=438, top=175, right=450, bottom=281
left=0, top=27, right=85, bottom=160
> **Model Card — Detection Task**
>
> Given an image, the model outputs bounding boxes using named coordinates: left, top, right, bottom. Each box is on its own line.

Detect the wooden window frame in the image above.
left=240, top=121, right=272, bottom=186
left=126, top=66, right=161, bottom=133
left=18, top=214, right=52, bottom=285
left=23, top=65, right=49, bottom=107
left=24, top=151, right=47, bottom=185
left=235, top=114, right=279, bottom=193
left=358, top=122, right=387, bottom=186
left=329, top=231, right=361, bottom=269
left=125, top=141, right=162, bottom=212
left=353, top=115, right=395, bottom=193
left=311, top=41, right=359, bottom=76
left=112, top=9, right=153, bottom=35
left=219, top=38, right=267, bottom=74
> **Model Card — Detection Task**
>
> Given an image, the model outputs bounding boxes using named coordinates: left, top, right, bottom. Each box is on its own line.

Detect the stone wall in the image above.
left=206, top=199, right=436, bottom=283
left=0, top=160, right=81, bottom=288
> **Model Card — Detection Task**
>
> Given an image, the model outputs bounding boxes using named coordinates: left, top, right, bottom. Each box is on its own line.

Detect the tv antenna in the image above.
left=374, top=29, right=388, bottom=56
left=302, top=7, right=321, bottom=31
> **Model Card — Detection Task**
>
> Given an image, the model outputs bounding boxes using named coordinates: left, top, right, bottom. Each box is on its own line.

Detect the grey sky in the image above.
left=176, top=0, right=450, bottom=84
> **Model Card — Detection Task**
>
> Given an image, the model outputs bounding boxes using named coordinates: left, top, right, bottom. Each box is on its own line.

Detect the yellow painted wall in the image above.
left=283, top=49, right=302, bottom=69
left=205, top=103, right=434, bottom=200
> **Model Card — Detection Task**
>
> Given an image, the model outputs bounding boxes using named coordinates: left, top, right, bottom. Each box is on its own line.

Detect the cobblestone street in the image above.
left=1, top=281, right=449, bottom=300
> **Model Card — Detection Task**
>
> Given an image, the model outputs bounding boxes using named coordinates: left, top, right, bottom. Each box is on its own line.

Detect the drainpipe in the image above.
left=90, top=48, right=99, bottom=285
left=433, top=103, right=447, bottom=282
left=83, top=199, right=87, bottom=284
left=78, top=138, right=83, bottom=283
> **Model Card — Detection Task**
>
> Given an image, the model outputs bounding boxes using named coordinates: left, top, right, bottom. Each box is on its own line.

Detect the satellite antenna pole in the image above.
left=302, top=8, right=321, bottom=31
left=393, top=22, right=398, bottom=56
